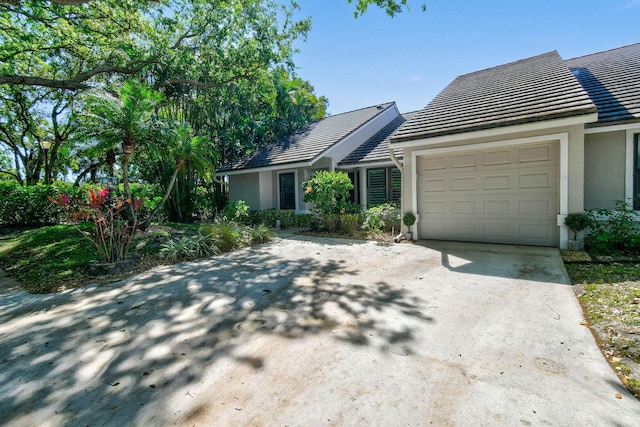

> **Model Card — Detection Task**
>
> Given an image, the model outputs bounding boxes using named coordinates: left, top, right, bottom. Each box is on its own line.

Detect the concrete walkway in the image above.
left=0, top=237, right=638, bottom=426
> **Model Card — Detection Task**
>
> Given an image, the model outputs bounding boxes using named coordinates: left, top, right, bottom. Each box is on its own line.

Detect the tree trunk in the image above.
left=74, top=161, right=102, bottom=186
left=121, top=150, right=136, bottom=225
left=142, top=163, right=181, bottom=230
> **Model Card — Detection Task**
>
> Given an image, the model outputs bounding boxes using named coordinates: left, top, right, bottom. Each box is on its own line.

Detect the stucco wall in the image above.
left=229, top=173, right=261, bottom=210
left=584, top=130, right=626, bottom=210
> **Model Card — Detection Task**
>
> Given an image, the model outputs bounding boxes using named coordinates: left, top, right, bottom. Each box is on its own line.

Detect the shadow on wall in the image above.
left=0, top=240, right=432, bottom=426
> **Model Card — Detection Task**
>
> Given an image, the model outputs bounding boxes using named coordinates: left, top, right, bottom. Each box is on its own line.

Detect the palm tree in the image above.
left=142, top=121, right=215, bottom=229
left=82, top=80, right=164, bottom=203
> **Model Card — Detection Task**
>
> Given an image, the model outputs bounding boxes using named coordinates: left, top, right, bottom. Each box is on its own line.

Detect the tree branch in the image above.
left=0, top=75, right=89, bottom=90
left=0, top=169, right=21, bottom=180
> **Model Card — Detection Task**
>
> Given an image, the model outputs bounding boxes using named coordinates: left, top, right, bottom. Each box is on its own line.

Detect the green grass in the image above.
left=564, top=263, right=640, bottom=285
left=0, top=225, right=97, bottom=293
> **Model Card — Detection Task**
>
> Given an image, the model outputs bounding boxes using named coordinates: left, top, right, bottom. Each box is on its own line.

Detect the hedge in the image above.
left=0, top=181, right=164, bottom=228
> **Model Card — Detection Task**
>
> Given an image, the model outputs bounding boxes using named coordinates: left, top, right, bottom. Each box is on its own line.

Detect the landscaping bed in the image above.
left=562, top=250, right=640, bottom=399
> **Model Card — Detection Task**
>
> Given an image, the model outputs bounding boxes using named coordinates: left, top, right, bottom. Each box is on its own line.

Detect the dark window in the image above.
left=635, top=135, right=640, bottom=210
left=279, top=172, right=296, bottom=210
left=367, top=167, right=401, bottom=207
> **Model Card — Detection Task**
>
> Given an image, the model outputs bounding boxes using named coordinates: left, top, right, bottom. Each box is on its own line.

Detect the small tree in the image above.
left=564, top=212, right=590, bottom=240
left=302, top=171, right=353, bottom=215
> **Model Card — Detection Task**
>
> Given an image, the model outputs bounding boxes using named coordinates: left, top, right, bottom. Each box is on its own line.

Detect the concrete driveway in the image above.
left=1, top=235, right=638, bottom=426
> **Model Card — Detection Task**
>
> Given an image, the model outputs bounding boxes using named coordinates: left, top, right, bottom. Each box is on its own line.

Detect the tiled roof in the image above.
left=218, top=102, right=395, bottom=172
left=392, top=51, right=597, bottom=143
left=565, top=43, right=640, bottom=127
left=340, top=112, right=417, bottom=165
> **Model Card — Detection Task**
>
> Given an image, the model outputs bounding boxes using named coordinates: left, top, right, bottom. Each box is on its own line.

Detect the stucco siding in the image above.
left=584, top=131, right=626, bottom=209
left=229, top=173, right=261, bottom=209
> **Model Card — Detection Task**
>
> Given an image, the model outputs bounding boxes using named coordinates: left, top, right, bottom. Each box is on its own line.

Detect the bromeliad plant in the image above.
left=49, top=187, right=144, bottom=263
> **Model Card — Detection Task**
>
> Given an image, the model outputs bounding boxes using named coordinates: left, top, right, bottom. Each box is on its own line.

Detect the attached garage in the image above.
left=416, top=141, right=559, bottom=246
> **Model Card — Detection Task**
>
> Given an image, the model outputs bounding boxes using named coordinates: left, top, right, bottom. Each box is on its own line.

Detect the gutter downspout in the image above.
left=389, top=147, right=403, bottom=173
left=390, top=147, right=413, bottom=241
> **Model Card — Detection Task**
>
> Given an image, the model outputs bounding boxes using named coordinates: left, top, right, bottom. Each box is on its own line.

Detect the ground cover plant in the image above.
left=0, top=214, right=275, bottom=294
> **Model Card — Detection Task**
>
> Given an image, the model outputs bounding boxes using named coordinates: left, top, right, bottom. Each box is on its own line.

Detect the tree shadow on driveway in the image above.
left=0, top=238, right=433, bottom=426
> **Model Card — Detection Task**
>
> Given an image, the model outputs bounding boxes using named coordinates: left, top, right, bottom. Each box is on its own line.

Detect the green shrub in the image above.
left=302, top=171, right=353, bottom=215
left=160, top=233, right=219, bottom=262
left=199, top=217, right=247, bottom=252
left=585, top=201, right=640, bottom=253
left=340, top=213, right=363, bottom=235
left=222, top=200, right=250, bottom=223
left=402, top=212, right=416, bottom=229
left=248, top=209, right=297, bottom=228
left=248, top=224, right=274, bottom=245
left=565, top=212, right=590, bottom=240
left=363, top=203, right=400, bottom=232
left=0, top=181, right=165, bottom=227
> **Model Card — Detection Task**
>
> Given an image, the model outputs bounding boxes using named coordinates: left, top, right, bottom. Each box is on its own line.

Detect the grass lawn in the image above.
left=563, top=253, right=640, bottom=399
left=0, top=223, right=196, bottom=293
left=0, top=225, right=98, bottom=293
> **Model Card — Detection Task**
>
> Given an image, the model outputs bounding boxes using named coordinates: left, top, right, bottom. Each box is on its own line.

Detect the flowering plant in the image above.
left=49, top=187, right=144, bottom=263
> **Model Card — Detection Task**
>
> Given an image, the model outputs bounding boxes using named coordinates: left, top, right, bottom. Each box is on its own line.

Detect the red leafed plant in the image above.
left=49, top=187, right=144, bottom=263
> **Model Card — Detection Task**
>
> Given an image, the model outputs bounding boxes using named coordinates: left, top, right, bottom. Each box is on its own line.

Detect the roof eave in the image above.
left=217, top=161, right=312, bottom=176
left=390, top=112, right=599, bottom=149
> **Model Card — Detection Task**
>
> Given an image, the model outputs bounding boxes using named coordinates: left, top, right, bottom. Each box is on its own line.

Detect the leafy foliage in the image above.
left=199, top=217, right=247, bottom=252
left=248, top=223, right=275, bottom=245
left=248, top=209, right=298, bottom=228
left=160, top=233, right=219, bottom=262
left=585, top=201, right=640, bottom=253
left=49, top=186, right=144, bottom=263
left=222, top=200, right=250, bottom=223
left=565, top=212, right=590, bottom=239
left=302, top=171, right=353, bottom=215
left=402, top=212, right=416, bottom=227
left=362, top=202, right=400, bottom=232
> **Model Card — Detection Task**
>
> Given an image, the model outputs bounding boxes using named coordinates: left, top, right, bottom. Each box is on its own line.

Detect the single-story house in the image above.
left=390, top=42, right=640, bottom=249
left=218, top=102, right=412, bottom=211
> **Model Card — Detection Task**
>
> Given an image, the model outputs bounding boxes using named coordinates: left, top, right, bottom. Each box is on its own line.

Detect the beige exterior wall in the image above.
left=584, top=130, right=626, bottom=209
left=229, top=173, right=262, bottom=209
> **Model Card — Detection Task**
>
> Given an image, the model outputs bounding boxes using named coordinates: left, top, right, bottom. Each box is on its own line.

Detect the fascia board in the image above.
left=391, top=113, right=598, bottom=149
left=218, top=161, right=310, bottom=176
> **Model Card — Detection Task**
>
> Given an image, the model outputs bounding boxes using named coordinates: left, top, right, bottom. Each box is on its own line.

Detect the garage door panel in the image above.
left=520, top=172, right=552, bottom=189
left=484, top=174, right=512, bottom=190
left=417, top=142, right=559, bottom=246
left=452, top=153, right=477, bottom=168
left=452, top=176, right=477, bottom=191
left=520, top=145, right=552, bottom=163
left=484, top=149, right=512, bottom=166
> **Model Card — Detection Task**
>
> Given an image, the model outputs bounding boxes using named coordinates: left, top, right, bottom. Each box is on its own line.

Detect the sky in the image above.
left=283, top=0, right=640, bottom=115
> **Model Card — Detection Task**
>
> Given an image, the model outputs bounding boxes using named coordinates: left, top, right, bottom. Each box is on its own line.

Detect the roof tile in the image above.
left=392, top=51, right=597, bottom=142
left=218, top=102, right=395, bottom=172
left=565, top=43, right=640, bottom=127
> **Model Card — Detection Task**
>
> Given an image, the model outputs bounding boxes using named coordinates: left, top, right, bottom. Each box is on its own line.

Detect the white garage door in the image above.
left=417, top=142, right=559, bottom=246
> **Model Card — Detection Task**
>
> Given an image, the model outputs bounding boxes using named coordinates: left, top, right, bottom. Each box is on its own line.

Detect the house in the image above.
left=218, top=102, right=409, bottom=211
left=390, top=43, right=640, bottom=248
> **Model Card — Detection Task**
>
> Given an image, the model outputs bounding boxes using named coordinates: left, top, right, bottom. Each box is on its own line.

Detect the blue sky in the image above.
left=285, top=0, right=639, bottom=115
